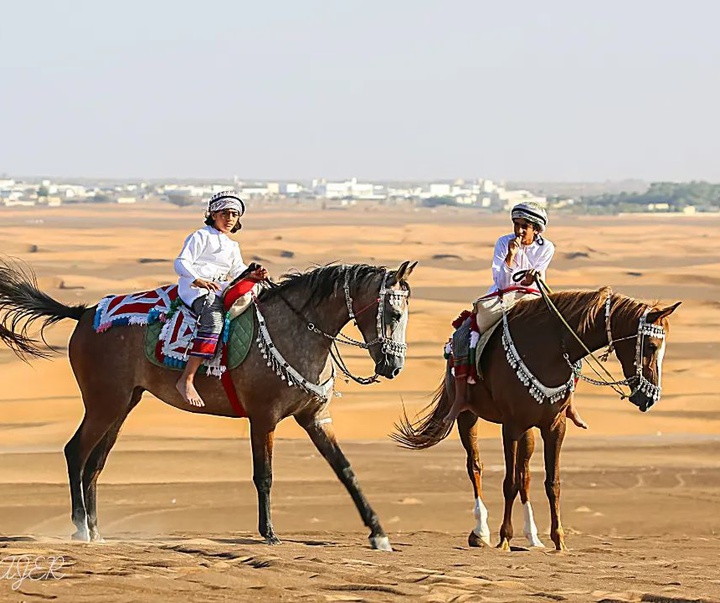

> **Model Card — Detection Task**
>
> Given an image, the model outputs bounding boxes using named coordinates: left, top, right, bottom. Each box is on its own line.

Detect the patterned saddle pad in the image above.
left=144, top=307, right=254, bottom=375
left=94, top=285, right=255, bottom=377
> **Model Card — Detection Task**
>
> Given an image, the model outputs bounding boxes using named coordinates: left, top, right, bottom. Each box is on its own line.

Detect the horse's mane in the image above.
left=509, top=287, right=662, bottom=334
left=258, top=263, right=389, bottom=306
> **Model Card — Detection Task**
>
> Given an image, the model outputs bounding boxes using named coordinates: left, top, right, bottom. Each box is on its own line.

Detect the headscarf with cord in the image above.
left=510, top=201, right=548, bottom=233
left=207, top=190, right=246, bottom=217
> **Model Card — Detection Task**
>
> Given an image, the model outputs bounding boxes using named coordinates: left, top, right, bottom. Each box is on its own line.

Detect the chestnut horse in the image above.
left=394, top=287, right=679, bottom=550
left=0, top=259, right=417, bottom=550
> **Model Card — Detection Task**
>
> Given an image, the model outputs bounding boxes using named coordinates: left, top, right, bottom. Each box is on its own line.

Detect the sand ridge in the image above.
left=0, top=205, right=719, bottom=601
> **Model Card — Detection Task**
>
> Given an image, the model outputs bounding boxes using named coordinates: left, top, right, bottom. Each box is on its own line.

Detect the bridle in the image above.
left=562, top=288, right=666, bottom=404
left=340, top=270, right=409, bottom=357
left=266, top=268, right=410, bottom=386
left=511, top=271, right=666, bottom=405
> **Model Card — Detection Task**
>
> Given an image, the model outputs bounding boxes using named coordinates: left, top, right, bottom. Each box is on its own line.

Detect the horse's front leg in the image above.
left=541, top=417, right=567, bottom=551
left=498, top=423, right=520, bottom=551
left=517, top=429, right=545, bottom=548
left=249, top=417, right=280, bottom=545
left=295, top=411, right=392, bottom=551
left=457, top=411, right=490, bottom=547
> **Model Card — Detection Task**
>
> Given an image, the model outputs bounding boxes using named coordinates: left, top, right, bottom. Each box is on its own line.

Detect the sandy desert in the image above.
left=0, top=204, right=719, bottom=602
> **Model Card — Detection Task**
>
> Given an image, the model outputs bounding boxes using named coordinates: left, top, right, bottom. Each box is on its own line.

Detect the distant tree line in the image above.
left=422, top=196, right=457, bottom=207
left=582, top=181, right=720, bottom=213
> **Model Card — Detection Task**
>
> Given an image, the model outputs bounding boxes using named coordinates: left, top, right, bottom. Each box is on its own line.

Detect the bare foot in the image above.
left=442, top=399, right=469, bottom=425
left=566, top=406, right=588, bottom=429
left=176, top=380, right=205, bottom=407
left=443, top=378, right=469, bottom=425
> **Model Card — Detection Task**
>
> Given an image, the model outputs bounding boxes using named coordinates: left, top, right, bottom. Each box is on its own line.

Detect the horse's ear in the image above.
left=394, top=261, right=410, bottom=282
left=395, top=260, right=418, bottom=283
left=647, top=301, right=681, bottom=324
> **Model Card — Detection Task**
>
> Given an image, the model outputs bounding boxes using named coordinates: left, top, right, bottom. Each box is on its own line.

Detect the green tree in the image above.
left=167, top=195, right=195, bottom=207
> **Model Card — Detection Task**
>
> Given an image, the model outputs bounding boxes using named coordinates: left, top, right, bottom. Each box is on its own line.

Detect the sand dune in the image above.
left=0, top=205, right=719, bottom=601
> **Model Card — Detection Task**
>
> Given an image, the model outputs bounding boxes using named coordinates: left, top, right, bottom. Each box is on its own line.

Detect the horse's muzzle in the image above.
left=630, top=392, right=656, bottom=413
left=376, top=357, right=404, bottom=380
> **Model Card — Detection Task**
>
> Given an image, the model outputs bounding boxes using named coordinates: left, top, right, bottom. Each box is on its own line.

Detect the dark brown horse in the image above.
left=0, top=259, right=417, bottom=550
left=395, top=287, right=679, bottom=550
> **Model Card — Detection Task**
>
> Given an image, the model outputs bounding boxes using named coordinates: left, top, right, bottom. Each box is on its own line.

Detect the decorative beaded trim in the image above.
left=501, top=310, right=580, bottom=404
left=254, top=304, right=334, bottom=401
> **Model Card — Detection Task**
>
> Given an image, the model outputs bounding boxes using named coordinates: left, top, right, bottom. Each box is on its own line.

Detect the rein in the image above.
left=513, top=272, right=631, bottom=398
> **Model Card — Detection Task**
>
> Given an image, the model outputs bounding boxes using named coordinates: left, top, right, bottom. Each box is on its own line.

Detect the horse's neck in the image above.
left=560, top=293, right=612, bottom=362
left=258, top=287, right=349, bottom=382
left=293, top=288, right=350, bottom=336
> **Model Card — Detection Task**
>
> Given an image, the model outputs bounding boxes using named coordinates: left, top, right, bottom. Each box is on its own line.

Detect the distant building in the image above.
left=314, top=177, right=383, bottom=199
left=428, top=183, right=451, bottom=197
left=280, top=182, right=302, bottom=195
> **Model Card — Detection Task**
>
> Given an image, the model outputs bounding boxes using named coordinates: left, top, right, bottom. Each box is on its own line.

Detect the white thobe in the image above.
left=174, top=225, right=248, bottom=306
left=488, top=234, right=555, bottom=294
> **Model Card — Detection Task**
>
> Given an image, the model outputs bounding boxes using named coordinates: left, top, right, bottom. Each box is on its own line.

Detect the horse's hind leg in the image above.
left=497, top=423, right=521, bottom=551
left=64, top=388, right=136, bottom=542
left=82, top=387, right=144, bottom=542
left=295, top=411, right=391, bottom=551
left=457, top=411, right=490, bottom=547
left=517, top=429, right=545, bottom=548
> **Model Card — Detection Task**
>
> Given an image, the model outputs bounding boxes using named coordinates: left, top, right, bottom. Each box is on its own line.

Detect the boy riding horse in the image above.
left=444, top=201, right=588, bottom=429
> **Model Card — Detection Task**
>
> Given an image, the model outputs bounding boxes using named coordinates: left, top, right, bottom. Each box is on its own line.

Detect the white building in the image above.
left=428, top=183, right=451, bottom=197
left=281, top=182, right=302, bottom=195
left=314, top=178, right=383, bottom=199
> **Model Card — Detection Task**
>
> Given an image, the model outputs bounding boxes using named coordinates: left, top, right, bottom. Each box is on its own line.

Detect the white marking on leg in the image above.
left=523, top=501, right=545, bottom=548
left=71, top=518, right=90, bottom=542
left=473, top=497, right=491, bottom=545
left=369, top=535, right=393, bottom=551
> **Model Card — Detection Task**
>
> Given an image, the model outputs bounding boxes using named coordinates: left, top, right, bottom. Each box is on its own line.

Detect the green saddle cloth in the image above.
left=144, top=308, right=255, bottom=374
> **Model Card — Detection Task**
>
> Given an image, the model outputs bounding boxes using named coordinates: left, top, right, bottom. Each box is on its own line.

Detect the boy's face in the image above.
left=512, top=218, right=537, bottom=245
left=212, top=209, right=240, bottom=233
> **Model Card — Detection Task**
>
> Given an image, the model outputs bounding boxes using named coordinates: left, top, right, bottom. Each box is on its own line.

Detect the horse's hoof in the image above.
left=71, top=529, right=90, bottom=542
left=264, top=535, right=282, bottom=545
left=496, top=538, right=511, bottom=552
left=524, top=534, right=546, bottom=548
left=89, top=534, right=106, bottom=543
left=468, top=531, right=491, bottom=548
left=369, top=535, right=393, bottom=552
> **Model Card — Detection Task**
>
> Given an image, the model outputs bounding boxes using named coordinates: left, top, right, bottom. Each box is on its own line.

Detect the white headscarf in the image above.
left=208, top=191, right=246, bottom=216
left=510, top=202, right=548, bottom=233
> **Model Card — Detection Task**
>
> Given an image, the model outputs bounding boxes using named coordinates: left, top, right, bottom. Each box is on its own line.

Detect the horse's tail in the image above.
left=0, top=258, right=87, bottom=360
left=391, top=369, right=455, bottom=450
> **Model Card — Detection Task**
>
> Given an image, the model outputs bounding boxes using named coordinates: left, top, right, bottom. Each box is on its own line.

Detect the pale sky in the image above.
left=2, top=0, right=719, bottom=182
